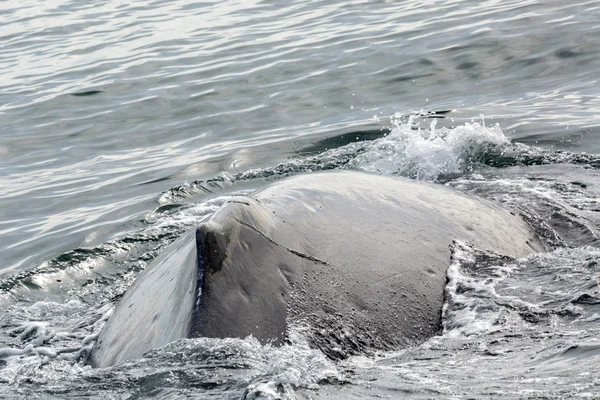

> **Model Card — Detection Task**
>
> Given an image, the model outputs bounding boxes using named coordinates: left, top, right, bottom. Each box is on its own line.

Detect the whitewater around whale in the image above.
left=89, top=171, right=544, bottom=368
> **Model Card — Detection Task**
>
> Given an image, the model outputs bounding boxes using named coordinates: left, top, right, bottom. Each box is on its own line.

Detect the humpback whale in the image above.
left=89, top=171, right=544, bottom=368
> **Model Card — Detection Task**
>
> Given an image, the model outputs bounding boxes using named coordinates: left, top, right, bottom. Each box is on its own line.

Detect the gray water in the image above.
left=2, top=0, right=600, bottom=398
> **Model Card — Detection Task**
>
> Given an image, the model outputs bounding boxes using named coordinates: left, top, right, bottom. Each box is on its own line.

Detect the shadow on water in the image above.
left=298, top=128, right=391, bottom=156
left=69, top=90, right=103, bottom=97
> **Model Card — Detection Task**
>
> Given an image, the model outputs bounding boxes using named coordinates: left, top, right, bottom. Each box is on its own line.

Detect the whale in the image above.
left=89, top=171, right=544, bottom=368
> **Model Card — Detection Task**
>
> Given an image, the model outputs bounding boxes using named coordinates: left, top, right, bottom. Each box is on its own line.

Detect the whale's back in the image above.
left=90, top=171, right=544, bottom=367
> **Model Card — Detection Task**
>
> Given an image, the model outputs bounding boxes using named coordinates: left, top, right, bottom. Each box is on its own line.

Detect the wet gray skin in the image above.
left=89, top=171, right=544, bottom=368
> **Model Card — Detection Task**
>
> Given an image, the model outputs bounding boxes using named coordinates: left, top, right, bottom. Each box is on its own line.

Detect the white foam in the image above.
left=442, top=242, right=519, bottom=337
left=0, top=300, right=112, bottom=380
left=139, top=336, right=342, bottom=396
left=348, top=119, right=510, bottom=180
left=243, top=381, right=289, bottom=400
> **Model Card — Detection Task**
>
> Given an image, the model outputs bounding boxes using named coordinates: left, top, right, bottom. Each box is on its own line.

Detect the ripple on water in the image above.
left=2, top=0, right=600, bottom=274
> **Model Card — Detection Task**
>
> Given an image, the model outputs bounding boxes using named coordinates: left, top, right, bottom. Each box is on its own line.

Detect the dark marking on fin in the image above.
left=235, top=219, right=329, bottom=265
left=287, top=249, right=329, bottom=265
left=197, top=226, right=228, bottom=273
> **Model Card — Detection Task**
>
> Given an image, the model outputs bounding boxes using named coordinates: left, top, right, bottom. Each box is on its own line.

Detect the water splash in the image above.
left=443, top=242, right=520, bottom=337
left=331, top=243, right=600, bottom=399
left=157, top=120, right=517, bottom=206
left=348, top=118, right=511, bottom=180
left=443, top=242, right=600, bottom=339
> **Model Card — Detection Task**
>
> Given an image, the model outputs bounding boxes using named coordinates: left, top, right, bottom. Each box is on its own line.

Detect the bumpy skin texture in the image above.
left=90, top=171, right=544, bottom=367
left=195, top=171, right=543, bottom=358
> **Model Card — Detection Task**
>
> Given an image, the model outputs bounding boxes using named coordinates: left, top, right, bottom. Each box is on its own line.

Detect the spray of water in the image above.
left=348, top=118, right=510, bottom=180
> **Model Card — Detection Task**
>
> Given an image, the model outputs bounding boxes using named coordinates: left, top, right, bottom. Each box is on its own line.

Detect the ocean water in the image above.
left=1, top=0, right=600, bottom=398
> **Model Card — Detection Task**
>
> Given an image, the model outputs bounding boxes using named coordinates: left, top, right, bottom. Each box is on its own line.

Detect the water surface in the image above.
left=1, top=0, right=600, bottom=398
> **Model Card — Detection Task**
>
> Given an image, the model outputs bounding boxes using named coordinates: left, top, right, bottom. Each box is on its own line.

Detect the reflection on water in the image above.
left=2, top=1, right=600, bottom=397
left=1, top=0, right=600, bottom=285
